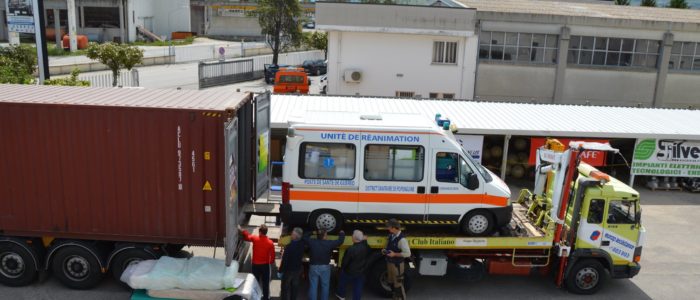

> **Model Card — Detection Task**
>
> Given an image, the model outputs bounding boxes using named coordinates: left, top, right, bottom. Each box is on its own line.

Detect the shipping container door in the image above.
left=224, top=117, right=239, bottom=266
left=255, top=93, right=271, bottom=199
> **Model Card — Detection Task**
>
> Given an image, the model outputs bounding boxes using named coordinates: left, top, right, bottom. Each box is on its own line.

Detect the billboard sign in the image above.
left=455, top=134, right=484, bottom=164
left=529, top=138, right=608, bottom=166
left=5, top=0, right=35, bottom=33
left=632, top=139, right=700, bottom=177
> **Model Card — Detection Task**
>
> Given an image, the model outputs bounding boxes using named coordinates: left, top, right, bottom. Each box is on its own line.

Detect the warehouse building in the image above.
left=1, top=0, right=190, bottom=43
left=317, top=0, right=700, bottom=108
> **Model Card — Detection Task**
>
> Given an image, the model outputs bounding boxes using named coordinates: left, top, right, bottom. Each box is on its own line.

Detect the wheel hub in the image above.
left=316, top=213, right=337, bottom=231
left=468, top=215, right=489, bottom=234
left=575, top=267, right=599, bottom=290
left=0, top=252, right=25, bottom=278
left=64, top=256, right=90, bottom=281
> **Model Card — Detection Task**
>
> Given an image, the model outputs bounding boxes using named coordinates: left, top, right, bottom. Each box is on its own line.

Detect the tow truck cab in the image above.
left=567, top=164, right=645, bottom=281
left=280, top=112, right=512, bottom=236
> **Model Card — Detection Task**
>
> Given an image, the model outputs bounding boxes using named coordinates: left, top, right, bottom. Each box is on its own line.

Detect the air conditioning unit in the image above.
left=344, top=69, right=362, bottom=83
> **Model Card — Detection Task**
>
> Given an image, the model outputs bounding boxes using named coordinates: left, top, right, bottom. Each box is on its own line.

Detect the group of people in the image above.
left=239, top=219, right=410, bottom=300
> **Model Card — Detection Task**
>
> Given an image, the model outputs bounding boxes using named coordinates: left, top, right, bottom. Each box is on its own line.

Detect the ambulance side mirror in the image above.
left=467, top=173, right=479, bottom=190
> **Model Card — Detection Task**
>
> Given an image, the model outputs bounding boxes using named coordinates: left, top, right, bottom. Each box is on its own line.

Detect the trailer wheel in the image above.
left=0, top=242, right=39, bottom=287
left=461, top=210, right=494, bottom=236
left=368, top=261, right=413, bottom=298
left=111, top=248, right=157, bottom=282
left=565, top=259, right=608, bottom=295
left=51, top=246, right=104, bottom=289
left=309, top=210, right=343, bottom=234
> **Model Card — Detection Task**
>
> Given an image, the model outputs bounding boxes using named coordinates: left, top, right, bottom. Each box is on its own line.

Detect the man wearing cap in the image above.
left=382, top=219, right=410, bottom=300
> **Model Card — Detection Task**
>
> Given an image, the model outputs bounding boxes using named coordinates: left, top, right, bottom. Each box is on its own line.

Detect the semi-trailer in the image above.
left=0, top=85, right=270, bottom=289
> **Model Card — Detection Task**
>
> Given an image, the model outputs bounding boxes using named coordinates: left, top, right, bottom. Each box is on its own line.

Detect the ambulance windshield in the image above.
left=463, top=149, right=492, bottom=183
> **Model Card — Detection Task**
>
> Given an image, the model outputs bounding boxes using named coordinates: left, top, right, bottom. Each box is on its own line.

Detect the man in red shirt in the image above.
left=239, top=224, right=275, bottom=300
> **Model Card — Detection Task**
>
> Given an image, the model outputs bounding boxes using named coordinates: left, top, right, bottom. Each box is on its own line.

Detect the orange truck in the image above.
left=273, top=68, right=310, bottom=94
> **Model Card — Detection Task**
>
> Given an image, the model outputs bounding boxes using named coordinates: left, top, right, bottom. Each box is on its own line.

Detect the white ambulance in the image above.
left=280, top=112, right=512, bottom=236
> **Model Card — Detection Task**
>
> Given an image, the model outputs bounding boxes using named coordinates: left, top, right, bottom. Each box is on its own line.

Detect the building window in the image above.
left=299, top=143, right=356, bottom=180
left=396, top=91, right=415, bottom=98
left=433, top=41, right=458, bottom=64
left=364, top=145, right=425, bottom=182
left=83, top=6, right=120, bottom=28
left=429, top=93, right=455, bottom=99
left=669, top=41, right=700, bottom=71
left=568, top=36, right=660, bottom=68
left=479, top=31, right=559, bottom=64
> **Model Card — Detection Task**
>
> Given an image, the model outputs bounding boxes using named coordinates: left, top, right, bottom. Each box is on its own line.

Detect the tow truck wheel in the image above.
left=461, top=210, right=494, bottom=236
left=0, top=242, right=39, bottom=287
left=368, top=260, right=413, bottom=298
left=565, top=259, right=608, bottom=295
left=309, top=210, right=343, bottom=234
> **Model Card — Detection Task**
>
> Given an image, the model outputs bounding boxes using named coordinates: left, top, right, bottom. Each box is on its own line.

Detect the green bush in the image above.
left=0, top=45, right=36, bottom=84
left=44, top=69, right=90, bottom=87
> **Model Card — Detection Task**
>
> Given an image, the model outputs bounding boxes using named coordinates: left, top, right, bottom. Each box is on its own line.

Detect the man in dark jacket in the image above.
left=279, top=227, right=305, bottom=300
left=335, top=230, right=370, bottom=300
left=304, top=229, right=346, bottom=300
left=383, top=219, right=410, bottom=300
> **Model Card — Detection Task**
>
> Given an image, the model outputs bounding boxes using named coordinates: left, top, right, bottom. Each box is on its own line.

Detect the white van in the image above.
left=280, top=112, right=512, bottom=236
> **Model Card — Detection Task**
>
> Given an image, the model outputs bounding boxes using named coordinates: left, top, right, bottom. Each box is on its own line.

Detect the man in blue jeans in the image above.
left=304, top=229, right=345, bottom=300
left=335, top=230, right=370, bottom=300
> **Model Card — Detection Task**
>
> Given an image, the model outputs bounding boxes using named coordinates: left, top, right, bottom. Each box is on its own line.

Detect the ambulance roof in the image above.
left=290, top=111, right=440, bottom=131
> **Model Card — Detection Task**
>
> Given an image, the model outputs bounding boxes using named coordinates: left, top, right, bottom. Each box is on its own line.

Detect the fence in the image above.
left=198, top=50, right=324, bottom=89
left=79, top=69, right=140, bottom=88
left=199, top=59, right=254, bottom=89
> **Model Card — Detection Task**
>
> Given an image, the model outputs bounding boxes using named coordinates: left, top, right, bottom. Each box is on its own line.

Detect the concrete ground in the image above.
left=1, top=188, right=698, bottom=299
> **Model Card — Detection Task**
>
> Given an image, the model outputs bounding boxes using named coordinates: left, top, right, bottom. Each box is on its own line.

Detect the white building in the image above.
left=317, top=3, right=478, bottom=99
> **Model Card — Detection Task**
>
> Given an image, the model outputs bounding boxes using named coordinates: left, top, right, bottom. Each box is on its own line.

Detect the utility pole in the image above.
left=67, top=0, right=77, bottom=51
left=32, top=0, right=49, bottom=82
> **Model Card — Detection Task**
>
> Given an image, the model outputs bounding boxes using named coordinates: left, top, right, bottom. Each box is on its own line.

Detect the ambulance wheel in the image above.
left=461, top=210, right=494, bottom=236
left=368, top=261, right=413, bottom=298
left=309, top=210, right=343, bottom=234
left=0, top=242, right=39, bottom=287
left=565, top=259, right=608, bottom=295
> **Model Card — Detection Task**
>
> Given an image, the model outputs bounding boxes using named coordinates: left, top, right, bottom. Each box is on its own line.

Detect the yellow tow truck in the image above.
left=279, top=139, right=645, bottom=296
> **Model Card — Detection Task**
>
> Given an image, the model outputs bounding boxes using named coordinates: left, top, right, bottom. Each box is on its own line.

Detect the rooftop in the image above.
left=271, top=94, right=700, bottom=140
left=0, top=84, right=251, bottom=111
left=456, top=0, right=700, bottom=25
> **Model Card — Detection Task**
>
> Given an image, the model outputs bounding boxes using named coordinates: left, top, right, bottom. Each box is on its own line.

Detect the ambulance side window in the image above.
left=436, top=152, right=459, bottom=183
left=364, top=145, right=424, bottom=182
left=587, top=199, right=605, bottom=224
left=299, top=142, right=356, bottom=180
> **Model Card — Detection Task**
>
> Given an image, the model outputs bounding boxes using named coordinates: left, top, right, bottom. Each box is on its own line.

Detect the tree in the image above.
left=0, top=45, right=36, bottom=84
left=86, top=43, right=143, bottom=87
left=256, top=0, right=303, bottom=65
left=640, top=0, right=656, bottom=6
left=614, top=0, right=630, bottom=5
left=44, top=69, right=90, bottom=87
left=303, top=31, right=328, bottom=58
left=668, top=0, right=689, bottom=8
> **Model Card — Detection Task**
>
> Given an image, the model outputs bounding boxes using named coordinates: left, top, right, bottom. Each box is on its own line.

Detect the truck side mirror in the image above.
left=635, top=208, right=642, bottom=225
left=467, top=173, right=479, bottom=190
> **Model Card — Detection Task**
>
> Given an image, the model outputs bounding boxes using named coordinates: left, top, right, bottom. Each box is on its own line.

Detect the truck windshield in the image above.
left=462, top=149, right=492, bottom=183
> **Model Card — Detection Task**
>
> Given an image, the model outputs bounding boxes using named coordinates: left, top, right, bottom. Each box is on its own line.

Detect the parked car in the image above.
left=319, top=75, right=327, bottom=94
left=273, top=68, right=310, bottom=94
left=264, top=64, right=290, bottom=84
left=301, top=59, right=327, bottom=76
left=304, top=22, right=315, bottom=29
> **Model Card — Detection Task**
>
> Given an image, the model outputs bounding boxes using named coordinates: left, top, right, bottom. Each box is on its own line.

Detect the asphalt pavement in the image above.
left=1, top=188, right=698, bottom=299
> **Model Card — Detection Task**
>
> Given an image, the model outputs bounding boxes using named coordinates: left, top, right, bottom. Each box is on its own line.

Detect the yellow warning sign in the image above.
left=203, top=180, right=213, bottom=191
left=204, top=152, right=211, bottom=160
